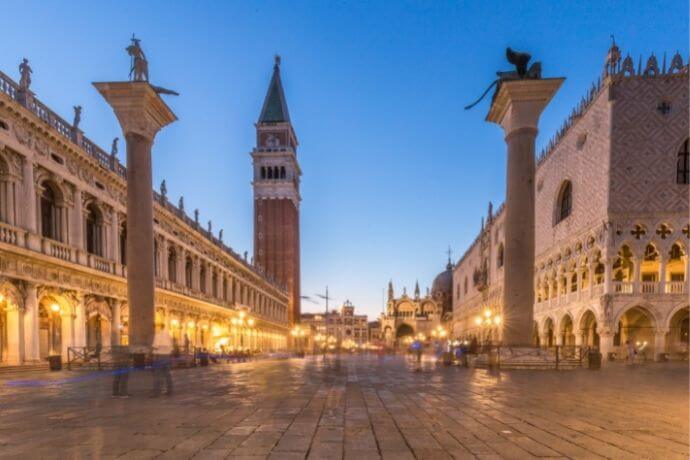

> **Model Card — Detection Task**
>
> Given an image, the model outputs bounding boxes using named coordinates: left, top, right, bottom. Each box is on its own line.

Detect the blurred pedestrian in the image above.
left=626, top=340, right=636, bottom=365
left=111, top=345, right=131, bottom=398
left=152, top=324, right=174, bottom=397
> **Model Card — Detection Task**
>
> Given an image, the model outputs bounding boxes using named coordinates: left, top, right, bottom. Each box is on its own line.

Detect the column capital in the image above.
left=92, top=82, right=177, bottom=141
left=487, top=78, right=565, bottom=135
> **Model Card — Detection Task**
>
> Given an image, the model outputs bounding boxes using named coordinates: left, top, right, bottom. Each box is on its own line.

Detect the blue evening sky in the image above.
left=1, top=1, right=687, bottom=318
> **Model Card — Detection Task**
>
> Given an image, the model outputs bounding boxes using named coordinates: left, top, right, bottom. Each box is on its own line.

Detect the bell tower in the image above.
left=252, top=56, right=301, bottom=325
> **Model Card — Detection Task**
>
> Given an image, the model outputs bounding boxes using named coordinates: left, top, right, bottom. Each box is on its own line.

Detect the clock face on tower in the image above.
left=265, top=134, right=279, bottom=147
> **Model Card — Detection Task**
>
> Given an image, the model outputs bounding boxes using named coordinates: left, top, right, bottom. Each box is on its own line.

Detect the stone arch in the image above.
left=558, top=313, right=576, bottom=346
left=397, top=301, right=414, bottom=318
left=396, top=323, right=414, bottom=338
left=542, top=316, right=555, bottom=347
left=613, top=305, right=659, bottom=357
left=665, top=306, right=689, bottom=357
left=578, top=309, right=600, bottom=348
left=37, top=291, right=74, bottom=358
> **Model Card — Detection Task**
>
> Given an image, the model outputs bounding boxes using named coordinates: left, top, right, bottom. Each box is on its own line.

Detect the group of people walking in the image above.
left=110, top=324, right=175, bottom=398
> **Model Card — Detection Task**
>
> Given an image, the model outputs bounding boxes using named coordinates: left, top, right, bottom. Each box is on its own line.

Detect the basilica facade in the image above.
left=0, top=59, right=296, bottom=365
left=452, top=43, right=689, bottom=361
left=380, top=261, right=453, bottom=347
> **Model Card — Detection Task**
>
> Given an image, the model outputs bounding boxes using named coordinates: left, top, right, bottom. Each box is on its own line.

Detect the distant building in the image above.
left=301, top=300, right=370, bottom=347
left=368, top=320, right=381, bottom=342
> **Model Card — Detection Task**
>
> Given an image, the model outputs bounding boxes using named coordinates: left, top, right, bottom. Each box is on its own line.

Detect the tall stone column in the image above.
left=22, top=157, right=40, bottom=251
left=111, top=299, right=121, bottom=346
left=110, top=208, right=120, bottom=264
left=23, top=282, right=40, bottom=361
left=93, top=82, right=176, bottom=351
left=487, top=78, right=563, bottom=347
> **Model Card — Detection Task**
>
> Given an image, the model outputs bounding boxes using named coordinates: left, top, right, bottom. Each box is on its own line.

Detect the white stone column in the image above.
left=110, top=208, right=119, bottom=263
left=654, top=329, right=668, bottom=361
left=603, top=259, right=612, bottom=294
left=599, top=331, right=614, bottom=362
left=23, top=282, right=40, bottom=362
left=659, top=257, right=667, bottom=294
left=60, top=310, right=74, bottom=358
left=73, top=295, right=86, bottom=348
left=633, top=258, right=641, bottom=293
left=5, top=303, right=25, bottom=364
left=21, top=157, right=39, bottom=249
left=70, top=186, right=84, bottom=250
left=111, top=299, right=121, bottom=346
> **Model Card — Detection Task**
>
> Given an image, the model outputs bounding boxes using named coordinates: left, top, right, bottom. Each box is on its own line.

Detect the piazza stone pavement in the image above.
left=0, top=355, right=688, bottom=460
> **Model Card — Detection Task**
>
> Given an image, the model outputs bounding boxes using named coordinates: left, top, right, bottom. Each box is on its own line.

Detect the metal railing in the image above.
left=67, top=346, right=110, bottom=370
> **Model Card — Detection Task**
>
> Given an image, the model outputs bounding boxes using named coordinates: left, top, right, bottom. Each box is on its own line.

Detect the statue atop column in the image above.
left=111, top=137, right=119, bottom=157
left=465, top=47, right=542, bottom=110
left=178, top=196, right=184, bottom=212
left=194, top=209, right=199, bottom=225
left=126, top=35, right=149, bottom=82
left=207, top=220, right=212, bottom=233
left=18, top=58, right=32, bottom=91
left=219, top=229, right=223, bottom=243
left=160, top=180, right=167, bottom=200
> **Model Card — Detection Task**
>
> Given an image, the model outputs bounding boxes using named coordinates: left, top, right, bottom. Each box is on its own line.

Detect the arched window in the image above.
left=267, top=167, right=273, bottom=179
left=119, top=222, right=127, bottom=265
left=280, top=166, right=286, bottom=179
left=260, top=166, right=266, bottom=179
left=40, top=182, right=60, bottom=241
left=677, top=138, right=689, bottom=184
left=274, top=166, right=279, bottom=179
left=212, top=271, right=218, bottom=297
left=85, top=204, right=103, bottom=256
left=153, top=239, right=159, bottom=277
left=555, top=181, right=572, bottom=224
left=0, top=157, right=14, bottom=225
left=185, top=257, right=193, bottom=288
left=167, top=247, right=177, bottom=282
left=496, top=243, right=504, bottom=268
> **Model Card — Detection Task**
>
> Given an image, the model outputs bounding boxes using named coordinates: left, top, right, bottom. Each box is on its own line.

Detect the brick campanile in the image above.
left=252, top=56, right=301, bottom=325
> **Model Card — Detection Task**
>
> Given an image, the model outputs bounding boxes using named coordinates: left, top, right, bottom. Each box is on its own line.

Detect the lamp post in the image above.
left=473, top=308, right=502, bottom=345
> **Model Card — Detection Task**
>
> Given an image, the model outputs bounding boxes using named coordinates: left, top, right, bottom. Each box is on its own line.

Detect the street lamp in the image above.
left=474, top=308, right=501, bottom=344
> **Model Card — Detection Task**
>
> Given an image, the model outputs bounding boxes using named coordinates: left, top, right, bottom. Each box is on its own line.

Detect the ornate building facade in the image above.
left=380, top=261, right=452, bottom=347
left=0, top=61, right=291, bottom=365
left=252, top=57, right=301, bottom=326
left=452, top=44, right=689, bottom=360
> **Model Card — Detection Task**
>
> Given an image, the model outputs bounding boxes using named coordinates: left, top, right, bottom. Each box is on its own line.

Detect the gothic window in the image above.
left=496, top=243, right=504, bottom=268
left=274, top=166, right=279, bottom=179
left=280, top=166, right=286, bottom=179
left=85, top=204, right=104, bottom=256
left=40, top=182, right=60, bottom=241
left=677, top=138, right=689, bottom=184
left=185, top=257, right=193, bottom=288
left=199, top=265, right=207, bottom=293
left=570, top=273, right=578, bottom=292
left=260, top=166, right=266, bottom=179
left=167, top=247, right=177, bottom=282
left=267, top=167, right=273, bottom=179
left=119, top=222, right=127, bottom=265
left=555, top=181, right=572, bottom=224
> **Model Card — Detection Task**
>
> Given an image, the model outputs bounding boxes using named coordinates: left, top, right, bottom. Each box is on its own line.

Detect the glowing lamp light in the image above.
left=474, top=317, right=482, bottom=326
left=484, top=309, right=492, bottom=318
left=493, top=315, right=501, bottom=325
left=187, top=321, right=195, bottom=328
left=231, top=318, right=238, bottom=325
left=247, top=318, right=255, bottom=327
left=170, top=319, right=180, bottom=327
left=0, top=294, right=5, bottom=302
left=239, top=311, right=246, bottom=319
left=50, top=303, right=61, bottom=313
left=201, top=324, right=209, bottom=330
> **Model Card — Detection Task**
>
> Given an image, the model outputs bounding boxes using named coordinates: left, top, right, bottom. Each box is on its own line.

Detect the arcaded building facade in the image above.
left=0, top=62, right=291, bottom=365
left=452, top=44, right=689, bottom=360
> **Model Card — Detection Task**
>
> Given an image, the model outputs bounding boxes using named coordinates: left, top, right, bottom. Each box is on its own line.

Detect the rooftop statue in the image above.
left=18, top=58, right=32, bottom=91
left=72, top=105, right=82, bottom=130
left=465, top=47, right=542, bottom=110
left=111, top=137, right=119, bottom=157
left=160, top=179, right=167, bottom=199
left=126, top=35, right=149, bottom=82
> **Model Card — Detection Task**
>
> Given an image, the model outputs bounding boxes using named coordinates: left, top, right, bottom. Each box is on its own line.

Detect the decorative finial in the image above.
left=274, top=54, right=281, bottom=69
left=219, top=229, right=223, bottom=242
left=178, top=196, right=184, bottom=211
left=194, top=209, right=199, bottom=224
left=207, top=220, right=212, bottom=233
left=72, top=105, right=82, bottom=130
left=243, top=251, right=248, bottom=261
left=414, top=280, right=420, bottom=299
left=18, top=58, right=32, bottom=91
left=160, top=180, right=167, bottom=199
left=126, top=34, right=149, bottom=81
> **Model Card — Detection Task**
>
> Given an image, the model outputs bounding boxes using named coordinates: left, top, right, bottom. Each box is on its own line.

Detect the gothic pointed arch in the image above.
left=554, top=180, right=572, bottom=225
left=677, top=138, right=689, bottom=184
